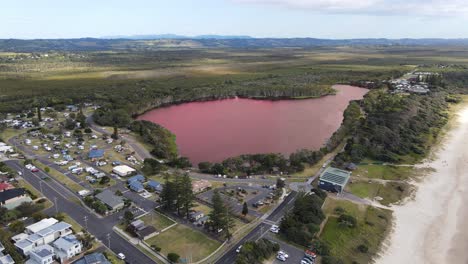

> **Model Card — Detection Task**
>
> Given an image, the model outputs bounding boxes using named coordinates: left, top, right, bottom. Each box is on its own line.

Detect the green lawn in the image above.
left=320, top=199, right=392, bottom=264
left=353, top=164, right=414, bottom=180
left=346, top=180, right=412, bottom=206
left=35, top=163, right=83, bottom=193
left=139, top=212, right=175, bottom=231
left=145, top=224, right=221, bottom=262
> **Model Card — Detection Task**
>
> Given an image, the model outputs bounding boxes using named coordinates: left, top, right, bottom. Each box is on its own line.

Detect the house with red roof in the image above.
left=0, top=182, right=13, bottom=192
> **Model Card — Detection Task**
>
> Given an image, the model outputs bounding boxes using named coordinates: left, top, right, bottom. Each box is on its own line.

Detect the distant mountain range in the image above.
left=1, top=37, right=468, bottom=52
left=101, top=34, right=253, bottom=40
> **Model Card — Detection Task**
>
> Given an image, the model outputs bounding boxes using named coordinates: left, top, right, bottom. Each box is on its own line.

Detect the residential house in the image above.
left=127, top=174, right=145, bottom=184
left=25, top=218, right=59, bottom=235
left=0, top=254, right=15, bottom=264
left=147, top=180, right=163, bottom=193
left=95, top=190, right=124, bottom=212
left=52, top=235, right=82, bottom=263
left=25, top=244, right=55, bottom=264
left=0, top=242, right=14, bottom=264
left=129, top=181, right=144, bottom=193
left=129, top=220, right=145, bottom=231
left=189, top=211, right=204, bottom=222
left=135, top=226, right=158, bottom=240
left=195, top=216, right=209, bottom=226
left=74, top=252, right=111, bottom=264
left=192, top=180, right=212, bottom=193
left=15, top=221, right=72, bottom=256
left=0, top=183, right=14, bottom=192
left=0, top=188, right=32, bottom=209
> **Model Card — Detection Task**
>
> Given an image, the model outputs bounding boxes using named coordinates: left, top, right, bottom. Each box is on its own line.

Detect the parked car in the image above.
left=31, top=168, right=39, bottom=173
left=117, top=253, right=126, bottom=260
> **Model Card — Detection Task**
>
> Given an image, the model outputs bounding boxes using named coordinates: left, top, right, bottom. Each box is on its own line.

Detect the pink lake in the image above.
left=138, top=85, right=368, bottom=165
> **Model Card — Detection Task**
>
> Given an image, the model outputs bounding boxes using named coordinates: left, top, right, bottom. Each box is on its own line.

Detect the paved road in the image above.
left=215, top=191, right=298, bottom=264
left=4, top=160, right=157, bottom=264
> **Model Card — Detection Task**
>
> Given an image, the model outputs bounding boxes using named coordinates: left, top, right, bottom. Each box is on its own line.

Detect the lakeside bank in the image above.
left=376, top=100, right=468, bottom=264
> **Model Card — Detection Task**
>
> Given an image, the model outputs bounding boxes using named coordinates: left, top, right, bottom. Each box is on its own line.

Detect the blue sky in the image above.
left=2, top=0, right=468, bottom=39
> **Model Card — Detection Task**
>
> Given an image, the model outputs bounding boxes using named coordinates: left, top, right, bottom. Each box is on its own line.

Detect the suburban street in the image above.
left=215, top=191, right=299, bottom=264
left=4, top=159, right=158, bottom=264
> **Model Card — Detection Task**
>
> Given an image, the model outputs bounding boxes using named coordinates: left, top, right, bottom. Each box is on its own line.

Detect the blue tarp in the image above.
left=88, top=149, right=104, bottom=159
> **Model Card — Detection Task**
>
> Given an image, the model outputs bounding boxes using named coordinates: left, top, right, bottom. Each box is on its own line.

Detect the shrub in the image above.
left=338, top=214, right=357, bottom=228
left=357, top=244, right=369, bottom=253
left=167, top=253, right=180, bottom=263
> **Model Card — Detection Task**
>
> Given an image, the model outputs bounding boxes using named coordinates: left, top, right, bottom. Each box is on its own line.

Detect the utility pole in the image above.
left=54, top=197, right=58, bottom=214
left=106, top=233, right=111, bottom=249
left=84, top=216, right=88, bottom=230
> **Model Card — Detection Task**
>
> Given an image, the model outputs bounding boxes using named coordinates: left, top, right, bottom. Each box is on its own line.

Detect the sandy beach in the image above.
left=376, top=105, right=468, bottom=264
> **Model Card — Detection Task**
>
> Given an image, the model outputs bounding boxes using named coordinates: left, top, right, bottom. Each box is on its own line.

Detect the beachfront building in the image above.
left=318, top=167, right=351, bottom=194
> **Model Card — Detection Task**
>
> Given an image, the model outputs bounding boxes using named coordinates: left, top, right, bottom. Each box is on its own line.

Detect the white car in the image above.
left=276, top=254, right=287, bottom=262
left=278, top=250, right=289, bottom=258
left=236, top=245, right=243, bottom=253
left=269, top=225, right=280, bottom=233
left=117, top=253, right=126, bottom=260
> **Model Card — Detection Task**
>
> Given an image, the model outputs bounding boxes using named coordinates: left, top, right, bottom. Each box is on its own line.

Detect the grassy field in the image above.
left=352, top=164, right=414, bottom=180
left=34, top=163, right=83, bottom=193
left=320, top=198, right=392, bottom=264
left=346, top=180, right=412, bottom=206
left=139, top=212, right=175, bottom=231
left=145, top=224, right=221, bottom=262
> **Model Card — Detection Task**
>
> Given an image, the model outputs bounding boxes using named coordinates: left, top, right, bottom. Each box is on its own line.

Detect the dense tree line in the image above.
left=279, top=190, right=326, bottom=247
left=160, top=174, right=194, bottom=218
left=235, top=239, right=279, bottom=264
left=129, top=120, right=178, bottom=160
left=335, top=90, right=448, bottom=164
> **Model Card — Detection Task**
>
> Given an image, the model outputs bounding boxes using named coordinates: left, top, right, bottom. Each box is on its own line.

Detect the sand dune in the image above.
left=376, top=106, right=468, bottom=264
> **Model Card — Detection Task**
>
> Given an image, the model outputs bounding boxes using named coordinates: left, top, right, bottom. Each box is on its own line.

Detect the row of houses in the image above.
left=12, top=218, right=82, bottom=264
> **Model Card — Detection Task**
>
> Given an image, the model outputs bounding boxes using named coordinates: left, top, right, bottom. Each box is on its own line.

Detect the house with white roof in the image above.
left=0, top=241, right=14, bottom=264
left=25, top=244, right=55, bottom=264
left=25, top=218, right=58, bottom=235
left=52, top=235, right=82, bottom=263
left=15, top=221, right=72, bottom=256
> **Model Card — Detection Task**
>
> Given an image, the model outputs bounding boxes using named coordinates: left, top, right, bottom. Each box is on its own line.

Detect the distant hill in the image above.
left=101, top=34, right=253, bottom=40
left=1, top=37, right=468, bottom=52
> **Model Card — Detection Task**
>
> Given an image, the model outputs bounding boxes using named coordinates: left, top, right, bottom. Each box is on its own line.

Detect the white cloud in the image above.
left=232, top=0, right=468, bottom=16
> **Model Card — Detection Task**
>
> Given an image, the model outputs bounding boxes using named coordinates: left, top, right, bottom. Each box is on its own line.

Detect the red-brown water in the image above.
left=138, top=85, right=368, bottom=165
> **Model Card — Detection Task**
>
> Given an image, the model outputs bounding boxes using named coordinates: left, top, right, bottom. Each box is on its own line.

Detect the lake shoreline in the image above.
left=131, top=88, right=338, bottom=117
left=137, top=85, right=368, bottom=164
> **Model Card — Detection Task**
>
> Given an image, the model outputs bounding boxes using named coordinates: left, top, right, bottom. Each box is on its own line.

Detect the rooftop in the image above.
left=74, top=252, right=111, bottom=264
left=95, top=189, right=124, bottom=208
left=320, top=167, right=352, bottom=186
left=53, top=235, right=80, bottom=250
left=0, top=188, right=26, bottom=203
left=30, top=244, right=54, bottom=258
left=26, top=218, right=58, bottom=234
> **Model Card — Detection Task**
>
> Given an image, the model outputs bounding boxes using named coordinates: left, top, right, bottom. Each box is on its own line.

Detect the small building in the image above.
left=88, top=149, right=105, bottom=160
left=95, top=190, right=124, bottom=212
left=112, top=165, right=136, bottom=177
left=0, top=182, right=14, bottom=192
left=192, top=180, right=212, bottom=193
left=129, top=220, right=145, bottom=231
left=0, top=188, right=32, bottom=209
left=127, top=174, right=145, bottom=184
left=25, top=244, right=55, bottom=264
left=74, top=252, right=111, bottom=264
left=189, top=211, right=204, bottom=222
left=318, top=167, right=352, bottom=193
left=147, top=180, right=163, bottom=193
left=129, top=181, right=144, bottom=193
left=52, top=235, right=83, bottom=263
left=135, top=226, right=158, bottom=240
left=195, top=216, right=209, bottom=226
